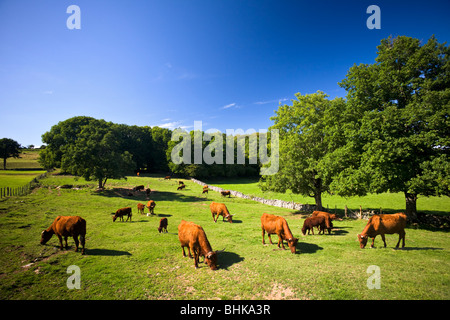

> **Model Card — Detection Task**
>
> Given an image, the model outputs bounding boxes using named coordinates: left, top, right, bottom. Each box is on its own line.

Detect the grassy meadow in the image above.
left=0, top=173, right=449, bottom=300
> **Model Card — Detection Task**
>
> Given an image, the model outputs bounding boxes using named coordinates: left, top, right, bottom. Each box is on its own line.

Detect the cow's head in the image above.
left=40, top=230, right=52, bottom=245
left=112, top=214, right=118, bottom=222
left=204, top=249, right=225, bottom=270
left=287, top=238, right=299, bottom=253
left=225, top=214, right=233, bottom=223
left=357, top=234, right=368, bottom=248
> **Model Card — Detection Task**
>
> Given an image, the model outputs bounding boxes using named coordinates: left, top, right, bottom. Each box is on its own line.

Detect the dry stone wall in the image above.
left=191, top=178, right=315, bottom=212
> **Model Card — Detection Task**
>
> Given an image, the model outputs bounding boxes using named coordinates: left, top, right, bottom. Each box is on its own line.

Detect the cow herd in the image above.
left=39, top=178, right=408, bottom=271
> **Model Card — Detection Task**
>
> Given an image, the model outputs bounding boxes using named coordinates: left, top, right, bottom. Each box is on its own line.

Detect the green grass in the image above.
left=2, top=149, right=43, bottom=170
left=0, top=170, right=47, bottom=189
left=203, top=177, right=450, bottom=215
left=0, top=174, right=449, bottom=300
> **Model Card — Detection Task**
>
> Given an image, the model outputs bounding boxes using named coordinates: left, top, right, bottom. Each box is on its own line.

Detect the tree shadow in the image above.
left=86, top=248, right=132, bottom=256
left=94, top=188, right=204, bottom=203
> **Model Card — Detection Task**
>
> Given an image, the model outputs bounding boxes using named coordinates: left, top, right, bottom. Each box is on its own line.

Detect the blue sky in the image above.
left=1, top=0, right=449, bottom=146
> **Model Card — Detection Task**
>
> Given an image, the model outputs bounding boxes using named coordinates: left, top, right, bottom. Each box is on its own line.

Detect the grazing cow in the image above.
left=358, top=213, right=407, bottom=249
left=40, top=216, right=86, bottom=254
left=137, top=203, right=145, bottom=215
left=113, top=207, right=132, bottom=222
left=158, top=218, right=168, bottom=233
left=133, top=185, right=145, bottom=191
left=164, top=176, right=171, bottom=180
left=301, top=216, right=326, bottom=235
left=210, top=202, right=233, bottom=223
left=261, top=213, right=298, bottom=253
left=177, top=184, right=186, bottom=191
left=179, top=181, right=184, bottom=185
left=311, top=211, right=341, bottom=234
left=146, top=200, right=156, bottom=215
left=220, top=190, right=231, bottom=197
left=177, top=220, right=224, bottom=270
left=145, top=188, right=151, bottom=196
left=202, top=186, right=209, bottom=194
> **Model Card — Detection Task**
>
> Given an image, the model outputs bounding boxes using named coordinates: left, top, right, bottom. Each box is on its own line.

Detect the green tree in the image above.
left=40, top=117, right=135, bottom=189
left=260, top=92, right=347, bottom=210
left=336, top=35, right=450, bottom=219
left=0, top=138, right=21, bottom=170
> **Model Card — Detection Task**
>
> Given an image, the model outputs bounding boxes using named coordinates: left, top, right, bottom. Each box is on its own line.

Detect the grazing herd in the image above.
left=40, top=177, right=408, bottom=271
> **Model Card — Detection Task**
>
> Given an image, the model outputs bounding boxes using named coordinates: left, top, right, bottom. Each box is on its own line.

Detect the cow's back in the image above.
left=53, top=216, right=86, bottom=236
left=261, top=213, right=283, bottom=233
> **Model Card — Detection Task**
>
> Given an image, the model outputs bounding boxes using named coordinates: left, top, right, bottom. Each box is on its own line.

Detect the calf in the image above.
left=113, top=207, right=132, bottom=222
left=40, top=216, right=86, bottom=254
left=261, top=213, right=298, bottom=253
left=146, top=200, right=156, bottom=215
left=210, top=202, right=233, bottom=223
left=220, top=190, right=231, bottom=197
left=137, top=203, right=145, bottom=215
left=133, top=185, right=145, bottom=191
left=301, top=216, right=326, bottom=235
left=357, top=213, right=407, bottom=249
left=311, top=211, right=340, bottom=234
left=178, top=220, right=224, bottom=270
left=158, top=218, right=168, bottom=233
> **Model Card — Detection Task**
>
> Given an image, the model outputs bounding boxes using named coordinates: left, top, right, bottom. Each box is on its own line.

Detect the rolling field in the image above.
left=0, top=173, right=449, bottom=300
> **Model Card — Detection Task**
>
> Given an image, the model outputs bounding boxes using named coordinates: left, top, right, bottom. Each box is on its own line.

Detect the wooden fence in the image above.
left=0, top=172, right=49, bottom=199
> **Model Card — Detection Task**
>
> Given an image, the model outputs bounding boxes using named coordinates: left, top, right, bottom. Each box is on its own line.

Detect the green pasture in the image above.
left=2, top=149, right=43, bottom=170
left=203, top=177, right=450, bottom=215
left=0, top=174, right=449, bottom=300
left=0, top=170, right=47, bottom=189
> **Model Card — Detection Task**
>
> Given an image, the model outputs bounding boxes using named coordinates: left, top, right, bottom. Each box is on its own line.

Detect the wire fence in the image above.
left=0, top=171, right=49, bottom=199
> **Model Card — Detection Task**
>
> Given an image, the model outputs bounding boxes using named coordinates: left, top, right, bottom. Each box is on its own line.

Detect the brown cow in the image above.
left=357, top=213, right=407, bottom=249
left=311, top=211, right=341, bottom=234
left=301, top=216, right=326, bottom=235
left=145, top=188, right=151, bottom=196
left=158, top=218, right=168, bottom=233
left=202, top=185, right=209, bottom=194
left=261, top=213, right=298, bottom=253
left=40, top=216, right=86, bottom=254
left=177, top=184, right=186, bottom=191
left=146, top=200, right=156, bottom=215
left=220, top=190, right=231, bottom=197
left=137, top=203, right=145, bottom=215
left=164, top=176, right=171, bottom=180
left=210, top=202, right=233, bottom=223
left=178, top=220, right=224, bottom=270
left=132, top=185, right=145, bottom=191
left=113, top=207, right=132, bottom=222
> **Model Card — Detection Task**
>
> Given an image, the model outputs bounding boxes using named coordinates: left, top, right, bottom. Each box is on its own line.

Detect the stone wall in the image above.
left=191, top=178, right=315, bottom=212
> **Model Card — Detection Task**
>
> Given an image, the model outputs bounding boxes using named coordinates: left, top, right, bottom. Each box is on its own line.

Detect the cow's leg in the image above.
left=396, top=231, right=406, bottom=248
left=267, top=233, right=274, bottom=244
left=381, top=234, right=387, bottom=248
left=370, top=236, right=376, bottom=248
left=262, top=228, right=266, bottom=244
left=311, top=227, right=314, bottom=235
left=57, top=235, right=64, bottom=250
left=191, top=245, right=199, bottom=268
left=80, top=234, right=85, bottom=254
left=64, top=236, right=69, bottom=248
left=73, top=235, right=79, bottom=252
left=181, top=246, right=187, bottom=257
left=277, top=234, right=285, bottom=249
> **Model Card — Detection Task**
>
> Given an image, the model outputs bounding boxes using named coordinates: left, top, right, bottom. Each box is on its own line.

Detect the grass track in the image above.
left=0, top=174, right=449, bottom=300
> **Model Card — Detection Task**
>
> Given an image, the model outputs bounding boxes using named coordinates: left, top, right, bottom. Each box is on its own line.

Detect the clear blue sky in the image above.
left=1, top=0, right=449, bottom=146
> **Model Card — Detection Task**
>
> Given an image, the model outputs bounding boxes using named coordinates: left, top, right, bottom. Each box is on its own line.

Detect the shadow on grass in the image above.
left=87, top=248, right=132, bottom=256
left=218, top=251, right=244, bottom=270
left=94, top=188, right=205, bottom=203
left=298, top=242, right=323, bottom=254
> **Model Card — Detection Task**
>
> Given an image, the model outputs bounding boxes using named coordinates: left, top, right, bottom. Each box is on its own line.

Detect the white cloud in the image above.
left=221, top=102, right=236, bottom=110
left=254, top=98, right=288, bottom=105
left=43, top=90, right=53, bottom=95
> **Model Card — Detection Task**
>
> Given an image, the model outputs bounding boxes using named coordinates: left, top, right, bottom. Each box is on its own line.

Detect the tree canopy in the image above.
left=0, top=138, right=21, bottom=170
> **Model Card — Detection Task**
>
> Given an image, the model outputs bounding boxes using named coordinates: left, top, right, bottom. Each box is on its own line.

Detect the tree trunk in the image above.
left=314, top=192, right=323, bottom=211
left=405, top=192, right=417, bottom=221
left=98, top=178, right=107, bottom=190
